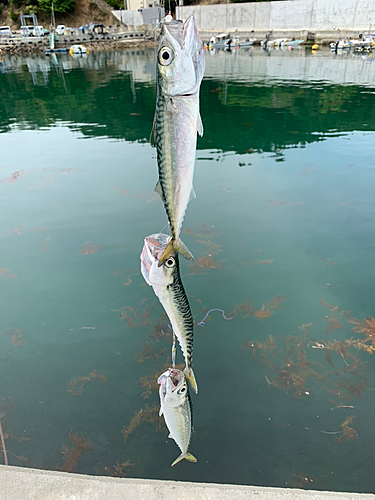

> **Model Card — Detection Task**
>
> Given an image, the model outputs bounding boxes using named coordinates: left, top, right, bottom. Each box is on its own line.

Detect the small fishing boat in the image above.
left=69, top=44, right=89, bottom=56
left=352, top=36, right=375, bottom=50
left=207, top=33, right=230, bottom=49
left=330, top=39, right=351, bottom=50
left=233, top=36, right=256, bottom=48
left=280, top=39, right=304, bottom=48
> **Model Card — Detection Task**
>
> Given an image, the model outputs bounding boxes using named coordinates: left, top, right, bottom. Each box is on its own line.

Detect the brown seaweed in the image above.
left=114, top=299, right=155, bottom=328
left=321, top=312, right=344, bottom=335
left=347, top=315, right=375, bottom=348
left=336, top=416, right=358, bottom=445
left=232, top=294, right=287, bottom=322
left=188, top=255, right=222, bottom=274
left=1, top=170, right=26, bottom=184
left=0, top=268, right=17, bottom=280
left=121, top=405, right=166, bottom=443
left=61, top=431, right=93, bottom=472
left=80, top=243, right=102, bottom=255
left=67, top=371, right=106, bottom=396
left=134, top=342, right=167, bottom=364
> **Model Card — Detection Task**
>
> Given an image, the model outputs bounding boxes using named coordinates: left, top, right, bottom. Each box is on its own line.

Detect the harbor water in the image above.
left=0, top=47, right=375, bottom=493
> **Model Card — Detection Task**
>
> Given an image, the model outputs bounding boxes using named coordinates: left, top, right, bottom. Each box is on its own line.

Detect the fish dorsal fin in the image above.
left=189, top=187, right=196, bottom=203
left=197, top=112, right=203, bottom=137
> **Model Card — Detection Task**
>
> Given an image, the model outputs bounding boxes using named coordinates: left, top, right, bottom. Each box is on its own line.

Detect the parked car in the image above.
left=56, top=25, right=66, bottom=35
left=21, top=26, right=34, bottom=36
left=21, top=25, right=47, bottom=37
left=0, top=26, right=12, bottom=37
left=56, top=25, right=74, bottom=35
left=32, top=25, right=45, bottom=37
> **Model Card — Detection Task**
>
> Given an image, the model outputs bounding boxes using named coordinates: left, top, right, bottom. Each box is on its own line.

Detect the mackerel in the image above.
left=158, top=368, right=196, bottom=466
left=154, top=15, right=205, bottom=266
left=140, top=233, right=198, bottom=394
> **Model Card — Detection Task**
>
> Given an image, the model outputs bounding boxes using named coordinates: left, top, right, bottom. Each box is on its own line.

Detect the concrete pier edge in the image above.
left=1, top=465, right=374, bottom=500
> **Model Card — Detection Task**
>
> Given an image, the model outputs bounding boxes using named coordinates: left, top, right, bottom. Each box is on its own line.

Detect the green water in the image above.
left=1, top=48, right=375, bottom=492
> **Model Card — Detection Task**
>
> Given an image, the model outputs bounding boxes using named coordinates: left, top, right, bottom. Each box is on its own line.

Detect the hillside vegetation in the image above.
left=0, top=0, right=118, bottom=30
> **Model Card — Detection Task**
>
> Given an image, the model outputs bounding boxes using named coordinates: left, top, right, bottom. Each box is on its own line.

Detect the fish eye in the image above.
left=159, top=47, right=174, bottom=66
left=178, top=386, right=186, bottom=394
left=165, top=256, right=175, bottom=268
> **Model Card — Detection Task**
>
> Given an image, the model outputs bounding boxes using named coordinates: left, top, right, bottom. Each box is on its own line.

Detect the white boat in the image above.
left=208, top=33, right=230, bottom=49
left=280, top=39, right=304, bottom=48
left=330, top=39, right=351, bottom=50
left=233, top=36, right=256, bottom=48
left=69, top=44, right=89, bottom=56
left=352, top=36, right=375, bottom=50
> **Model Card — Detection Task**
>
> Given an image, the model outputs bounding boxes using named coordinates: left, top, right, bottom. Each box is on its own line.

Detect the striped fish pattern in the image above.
left=141, top=233, right=198, bottom=394
left=154, top=15, right=205, bottom=266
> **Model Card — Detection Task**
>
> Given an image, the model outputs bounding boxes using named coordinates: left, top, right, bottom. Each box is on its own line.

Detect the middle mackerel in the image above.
left=141, top=233, right=198, bottom=394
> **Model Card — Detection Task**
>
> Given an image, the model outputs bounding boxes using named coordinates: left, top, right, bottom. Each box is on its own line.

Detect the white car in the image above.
left=0, top=26, right=12, bottom=37
left=33, top=25, right=45, bottom=37
left=56, top=25, right=66, bottom=35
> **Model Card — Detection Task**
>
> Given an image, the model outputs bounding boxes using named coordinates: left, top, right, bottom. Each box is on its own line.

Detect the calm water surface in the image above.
left=1, top=47, right=375, bottom=492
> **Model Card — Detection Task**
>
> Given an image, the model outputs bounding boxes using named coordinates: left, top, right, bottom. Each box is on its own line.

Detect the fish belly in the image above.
left=163, top=405, right=190, bottom=454
left=155, top=93, right=199, bottom=240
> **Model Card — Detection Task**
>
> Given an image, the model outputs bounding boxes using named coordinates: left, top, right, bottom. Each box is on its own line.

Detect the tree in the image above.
left=37, top=0, right=75, bottom=14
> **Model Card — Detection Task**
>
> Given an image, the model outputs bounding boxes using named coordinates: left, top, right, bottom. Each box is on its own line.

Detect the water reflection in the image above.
left=1, top=48, right=375, bottom=153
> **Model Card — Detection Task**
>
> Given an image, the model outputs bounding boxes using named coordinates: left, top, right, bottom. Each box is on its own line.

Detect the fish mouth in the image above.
left=140, top=233, right=171, bottom=281
left=158, top=368, right=184, bottom=394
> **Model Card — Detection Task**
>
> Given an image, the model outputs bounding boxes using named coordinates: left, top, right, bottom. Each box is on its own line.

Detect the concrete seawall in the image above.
left=1, top=465, right=375, bottom=500
left=177, top=0, right=375, bottom=38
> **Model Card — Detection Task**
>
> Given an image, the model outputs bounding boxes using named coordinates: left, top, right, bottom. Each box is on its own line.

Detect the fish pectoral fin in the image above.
left=189, top=187, right=196, bottom=203
left=167, top=98, right=176, bottom=113
left=154, top=180, right=165, bottom=203
left=158, top=239, right=194, bottom=267
left=171, top=452, right=197, bottom=467
left=197, top=112, right=204, bottom=137
left=159, top=405, right=163, bottom=417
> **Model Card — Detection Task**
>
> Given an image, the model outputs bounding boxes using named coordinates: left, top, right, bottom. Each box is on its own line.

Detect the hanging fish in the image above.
left=154, top=15, right=205, bottom=266
left=158, top=368, right=196, bottom=466
left=141, top=233, right=198, bottom=394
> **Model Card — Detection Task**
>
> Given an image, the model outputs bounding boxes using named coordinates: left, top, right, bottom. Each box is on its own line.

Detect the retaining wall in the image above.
left=176, top=0, right=375, bottom=33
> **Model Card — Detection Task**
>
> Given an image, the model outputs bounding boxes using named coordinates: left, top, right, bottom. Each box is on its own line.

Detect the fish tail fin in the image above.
left=184, top=366, right=198, bottom=394
left=158, top=238, right=194, bottom=267
left=171, top=452, right=197, bottom=467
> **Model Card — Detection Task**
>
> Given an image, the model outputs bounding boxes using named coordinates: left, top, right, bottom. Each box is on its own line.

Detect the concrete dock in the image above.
left=1, top=465, right=374, bottom=500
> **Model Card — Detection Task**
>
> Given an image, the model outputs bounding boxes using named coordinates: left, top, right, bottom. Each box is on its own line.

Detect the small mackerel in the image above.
left=158, top=368, right=196, bottom=466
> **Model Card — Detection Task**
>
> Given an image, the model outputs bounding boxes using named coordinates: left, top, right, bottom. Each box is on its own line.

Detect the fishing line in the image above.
left=172, top=332, right=176, bottom=368
left=196, top=308, right=233, bottom=327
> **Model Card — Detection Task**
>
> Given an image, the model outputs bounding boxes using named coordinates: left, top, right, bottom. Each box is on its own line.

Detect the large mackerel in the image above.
left=158, top=368, right=196, bottom=466
left=140, top=233, right=198, bottom=394
left=154, top=15, right=205, bottom=266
